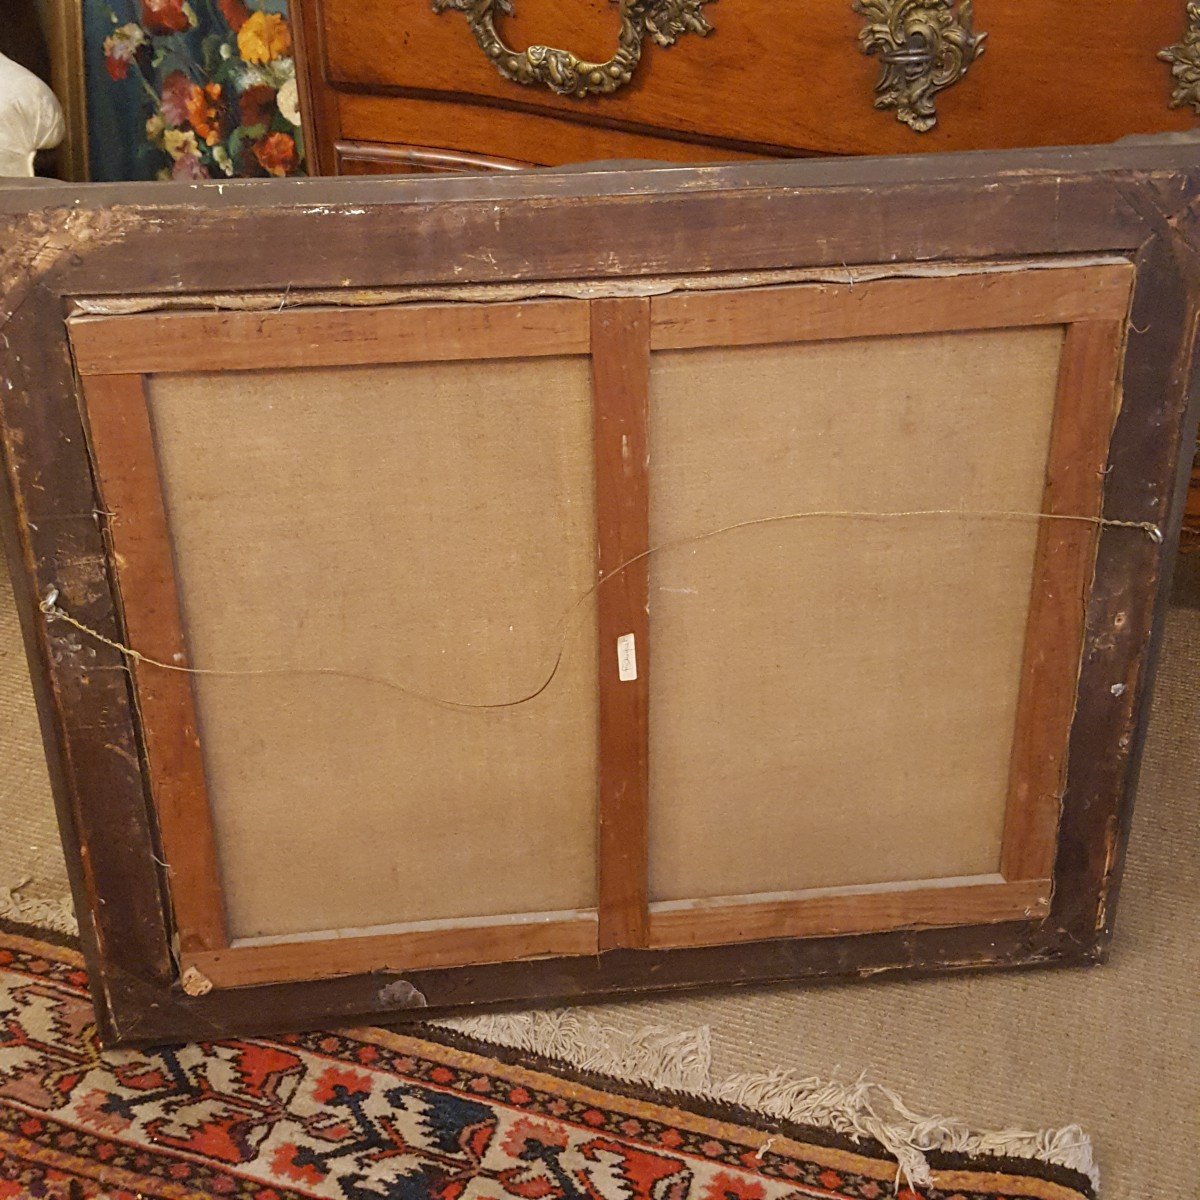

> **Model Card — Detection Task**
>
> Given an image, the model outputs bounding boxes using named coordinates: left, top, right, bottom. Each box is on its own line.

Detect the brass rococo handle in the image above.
left=431, top=0, right=715, bottom=98
left=1160, top=2, right=1200, bottom=113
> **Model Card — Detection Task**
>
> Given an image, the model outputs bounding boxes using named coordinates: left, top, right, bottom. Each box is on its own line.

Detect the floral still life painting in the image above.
left=93, top=0, right=304, bottom=181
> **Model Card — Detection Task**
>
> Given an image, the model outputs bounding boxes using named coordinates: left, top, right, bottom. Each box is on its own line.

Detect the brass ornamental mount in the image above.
left=1160, top=3, right=1200, bottom=113
left=854, top=0, right=986, bottom=133
left=431, top=0, right=715, bottom=98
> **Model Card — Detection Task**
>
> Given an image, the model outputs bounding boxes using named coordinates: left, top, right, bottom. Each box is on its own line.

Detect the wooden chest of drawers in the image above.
left=293, top=0, right=1199, bottom=175
left=292, top=0, right=1200, bottom=545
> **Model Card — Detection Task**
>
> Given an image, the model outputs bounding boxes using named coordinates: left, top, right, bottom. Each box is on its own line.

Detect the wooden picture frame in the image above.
left=1, top=144, right=1197, bottom=1046
left=40, top=0, right=89, bottom=183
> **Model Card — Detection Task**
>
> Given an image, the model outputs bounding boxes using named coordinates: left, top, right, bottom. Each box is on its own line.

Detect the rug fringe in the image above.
left=436, top=1010, right=1099, bottom=1194
left=0, top=877, right=78, bottom=936
left=0, top=891, right=1099, bottom=1191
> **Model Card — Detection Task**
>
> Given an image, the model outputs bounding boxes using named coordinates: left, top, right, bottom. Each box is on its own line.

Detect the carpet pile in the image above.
left=0, top=926, right=1098, bottom=1200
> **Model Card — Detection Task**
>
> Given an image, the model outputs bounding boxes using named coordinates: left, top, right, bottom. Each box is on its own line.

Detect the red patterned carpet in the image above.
left=0, top=927, right=1093, bottom=1200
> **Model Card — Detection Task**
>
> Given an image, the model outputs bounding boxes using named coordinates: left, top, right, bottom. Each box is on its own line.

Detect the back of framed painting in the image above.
left=1, top=144, right=1197, bottom=1044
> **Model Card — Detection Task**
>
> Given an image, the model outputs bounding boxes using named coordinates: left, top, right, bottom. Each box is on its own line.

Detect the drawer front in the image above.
left=318, top=0, right=1192, bottom=156
left=332, top=95, right=774, bottom=169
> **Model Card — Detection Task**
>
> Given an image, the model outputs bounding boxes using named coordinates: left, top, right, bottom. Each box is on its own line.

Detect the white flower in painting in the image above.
left=102, top=23, right=147, bottom=80
left=230, top=55, right=295, bottom=93
left=228, top=60, right=273, bottom=91
left=213, top=144, right=235, bottom=176
left=267, top=56, right=295, bottom=90
left=276, top=77, right=301, bottom=126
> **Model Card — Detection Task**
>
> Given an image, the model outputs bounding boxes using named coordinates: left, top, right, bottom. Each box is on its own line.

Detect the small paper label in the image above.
left=616, top=633, right=638, bottom=682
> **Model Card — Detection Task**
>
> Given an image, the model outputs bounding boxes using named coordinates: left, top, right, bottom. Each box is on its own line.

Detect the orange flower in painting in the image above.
left=253, top=131, right=298, bottom=177
left=237, top=11, right=292, bottom=64
left=185, top=82, right=225, bottom=147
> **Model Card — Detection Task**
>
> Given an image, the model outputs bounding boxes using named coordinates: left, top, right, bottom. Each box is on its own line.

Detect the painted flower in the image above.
left=159, top=71, right=193, bottom=126
left=172, top=153, right=210, bottom=180
left=139, top=0, right=196, bottom=36
left=237, top=11, right=292, bottom=65
left=107, top=0, right=305, bottom=181
left=213, top=144, right=235, bottom=176
left=238, top=83, right=276, bottom=129
left=102, top=23, right=146, bottom=81
left=276, top=77, right=301, bottom=126
left=185, top=81, right=225, bottom=146
left=253, top=131, right=298, bottom=177
left=162, top=127, right=201, bottom=162
left=217, top=0, right=253, bottom=31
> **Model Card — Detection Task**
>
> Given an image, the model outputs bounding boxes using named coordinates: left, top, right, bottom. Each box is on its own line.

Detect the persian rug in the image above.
left=0, top=926, right=1095, bottom=1200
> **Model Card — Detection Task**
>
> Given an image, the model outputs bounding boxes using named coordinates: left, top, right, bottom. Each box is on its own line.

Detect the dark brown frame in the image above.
left=1, top=144, right=1197, bottom=1045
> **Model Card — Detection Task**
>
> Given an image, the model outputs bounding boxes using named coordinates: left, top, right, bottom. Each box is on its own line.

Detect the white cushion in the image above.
left=0, top=53, right=65, bottom=177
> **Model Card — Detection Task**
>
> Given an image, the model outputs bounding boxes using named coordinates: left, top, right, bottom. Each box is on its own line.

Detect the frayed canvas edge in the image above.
left=434, top=1009, right=1099, bottom=1195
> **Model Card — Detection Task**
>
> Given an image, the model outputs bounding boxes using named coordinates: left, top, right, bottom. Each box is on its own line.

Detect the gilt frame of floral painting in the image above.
left=87, top=0, right=304, bottom=180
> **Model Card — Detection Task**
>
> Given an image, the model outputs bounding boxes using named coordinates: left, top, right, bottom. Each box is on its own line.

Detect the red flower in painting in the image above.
left=238, top=83, right=276, bottom=129
left=139, top=0, right=195, bottom=35
left=217, top=0, right=253, bottom=31
left=253, top=131, right=298, bottom=177
left=102, top=23, right=146, bottom=81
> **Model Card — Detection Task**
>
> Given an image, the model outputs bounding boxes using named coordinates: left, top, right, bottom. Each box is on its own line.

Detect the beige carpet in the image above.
left=1, top=550, right=1197, bottom=1198
left=0, top=556, right=68, bottom=927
